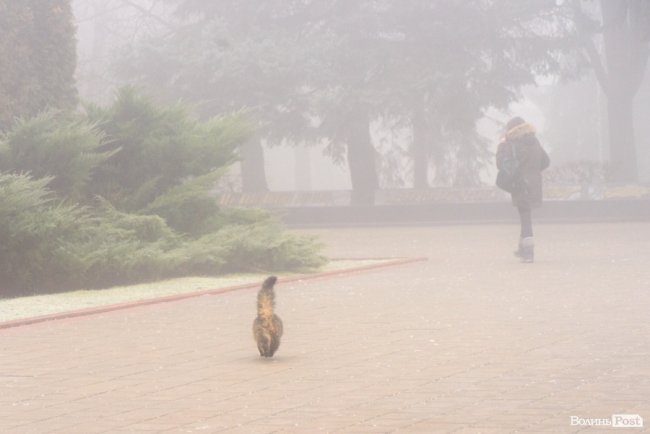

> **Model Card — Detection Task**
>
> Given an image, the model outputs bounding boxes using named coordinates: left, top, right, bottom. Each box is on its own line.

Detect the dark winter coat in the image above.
left=496, top=123, right=550, bottom=208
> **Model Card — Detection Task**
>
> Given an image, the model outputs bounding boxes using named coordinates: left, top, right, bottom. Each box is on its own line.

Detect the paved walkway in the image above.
left=2, top=223, right=649, bottom=433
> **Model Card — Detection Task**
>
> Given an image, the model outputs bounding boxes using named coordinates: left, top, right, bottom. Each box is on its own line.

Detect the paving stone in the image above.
left=1, top=224, right=648, bottom=433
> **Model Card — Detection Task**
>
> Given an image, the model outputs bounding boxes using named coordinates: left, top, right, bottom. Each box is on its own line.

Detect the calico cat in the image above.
left=252, top=276, right=283, bottom=357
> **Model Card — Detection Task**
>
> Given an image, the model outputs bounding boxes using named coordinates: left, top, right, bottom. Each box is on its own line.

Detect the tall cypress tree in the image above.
left=0, top=0, right=77, bottom=130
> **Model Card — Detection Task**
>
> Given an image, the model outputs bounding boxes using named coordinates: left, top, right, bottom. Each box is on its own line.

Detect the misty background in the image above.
left=71, top=0, right=650, bottom=197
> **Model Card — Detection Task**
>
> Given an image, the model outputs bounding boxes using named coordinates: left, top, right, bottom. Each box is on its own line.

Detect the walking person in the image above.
left=496, top=117, right=550, bottom=263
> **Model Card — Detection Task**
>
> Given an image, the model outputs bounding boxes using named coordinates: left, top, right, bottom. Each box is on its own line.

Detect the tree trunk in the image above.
left=346, top=111, right=377, bottom=205
left=240, top=137, right=268, bottom=192
left=599, top=0, right=648, bottom=182
left=607, top=91, right=637, bottom=181
left=412, top=110, right=429, bottom=189
left=294, top=146, right=312, bottom=191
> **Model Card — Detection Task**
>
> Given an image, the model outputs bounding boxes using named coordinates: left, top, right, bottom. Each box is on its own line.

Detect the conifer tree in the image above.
left=0, top=0, right=77, bottom=130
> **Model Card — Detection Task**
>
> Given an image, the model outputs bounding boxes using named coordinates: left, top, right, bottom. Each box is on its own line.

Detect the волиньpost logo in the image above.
left=570, top=414, right=643, bottom=428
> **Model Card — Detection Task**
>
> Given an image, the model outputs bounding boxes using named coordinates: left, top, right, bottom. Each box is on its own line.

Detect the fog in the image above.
left=71, top=0, right=650, bottom=202
left=2, top=2, right=650, bottom=432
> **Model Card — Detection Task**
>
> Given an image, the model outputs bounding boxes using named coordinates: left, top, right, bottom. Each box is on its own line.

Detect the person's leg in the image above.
left=516, top=205, right=534, bottom=262
left=519, top=206, right=533, bottom=238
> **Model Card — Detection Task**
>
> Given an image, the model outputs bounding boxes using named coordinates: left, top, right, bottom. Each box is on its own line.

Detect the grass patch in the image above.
left=0, top=259, right=388, bottom=323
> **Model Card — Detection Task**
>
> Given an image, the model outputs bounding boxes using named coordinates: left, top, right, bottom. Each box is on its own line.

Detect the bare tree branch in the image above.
left=571, top=0, right=609, bottom=95
left=117, top=0, right=174, bottom=29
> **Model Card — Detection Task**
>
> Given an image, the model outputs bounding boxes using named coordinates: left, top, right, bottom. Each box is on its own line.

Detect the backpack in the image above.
left=496, top=141, right=522, bottom=193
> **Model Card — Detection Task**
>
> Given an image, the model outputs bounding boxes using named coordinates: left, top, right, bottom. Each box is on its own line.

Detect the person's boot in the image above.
left=519, top=237, right=534, bottom=263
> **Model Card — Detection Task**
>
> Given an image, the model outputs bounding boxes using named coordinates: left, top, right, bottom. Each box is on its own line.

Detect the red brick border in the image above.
left=0, top=257, right=427, bottom=330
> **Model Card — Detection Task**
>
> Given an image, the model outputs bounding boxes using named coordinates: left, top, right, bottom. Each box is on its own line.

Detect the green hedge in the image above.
left=0, top=173, right=325, bottom=297
left=0, top=89, right=326, bottom=297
